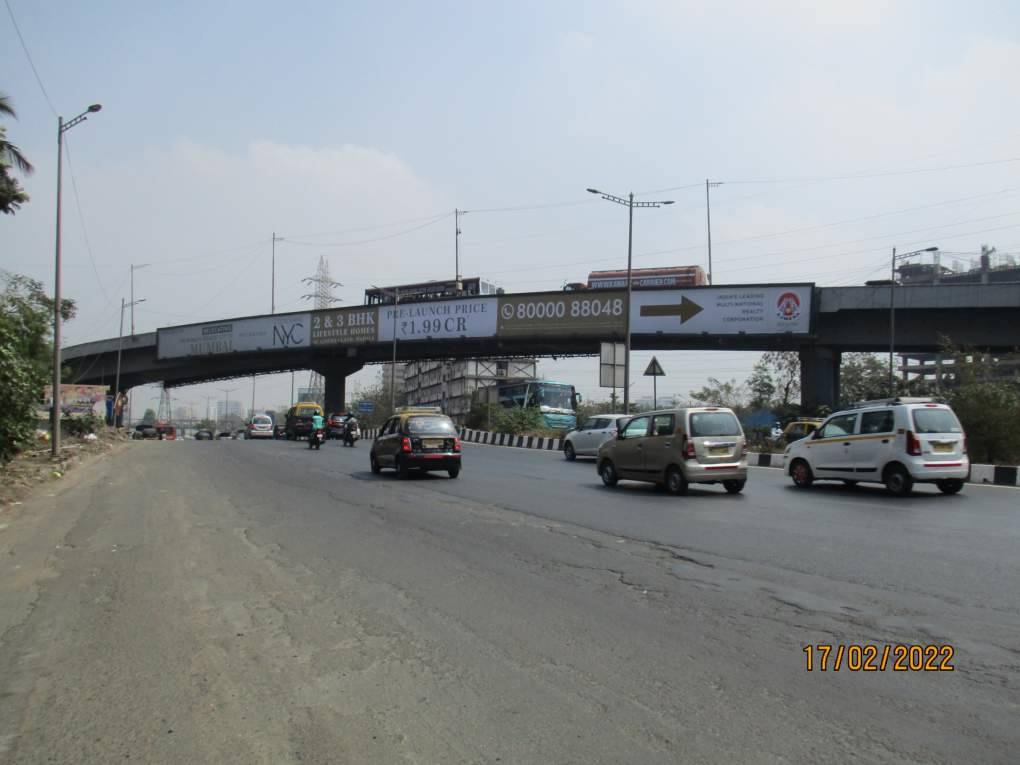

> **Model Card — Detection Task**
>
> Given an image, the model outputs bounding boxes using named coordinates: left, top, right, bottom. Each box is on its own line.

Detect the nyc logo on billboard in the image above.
left=273, top=321, right=306, bottom=347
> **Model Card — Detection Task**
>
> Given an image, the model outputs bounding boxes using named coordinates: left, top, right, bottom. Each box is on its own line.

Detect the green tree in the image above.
left=141, top=408, right=157, bottom=425
left=689, top=377, right=748, bottom=410
left=195, top=418, right=216, bottom=431
left=747, top=360, right=776, bottom=409
left=759, top=351, right=800, bottom=409
left=940, top=345, right=1020, bottom=464
left=839, top=353, right=892, bottom=406
left=0, top=273, right=76, bottom=462
left=0, top=94, right=33, bottom=215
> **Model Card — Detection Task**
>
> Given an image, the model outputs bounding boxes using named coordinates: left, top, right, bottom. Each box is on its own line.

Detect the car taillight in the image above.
left=906, top=430, right=922, bottom=456
left=453, top=437, right=461, bottom=452
left=683, top=438, right=696, bottom=460
left=401, top=437, right=412, bottom=453
left=742, top=441, right=748, bottom=456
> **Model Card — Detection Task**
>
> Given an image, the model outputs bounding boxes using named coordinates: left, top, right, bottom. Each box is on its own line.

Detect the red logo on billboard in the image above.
left=777, top=292, right=801, bottom=321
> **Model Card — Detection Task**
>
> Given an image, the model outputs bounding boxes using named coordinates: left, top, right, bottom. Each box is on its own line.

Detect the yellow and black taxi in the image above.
left=370, top=407, right=462, bottom=479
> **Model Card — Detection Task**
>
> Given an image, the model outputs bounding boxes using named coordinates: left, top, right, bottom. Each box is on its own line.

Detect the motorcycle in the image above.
left=342, top=420, right=360, bottom=447
left=309, top=428, right=325, bottom=450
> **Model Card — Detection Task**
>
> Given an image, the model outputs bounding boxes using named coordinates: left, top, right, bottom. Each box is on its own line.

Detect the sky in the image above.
left=3, top=0, right=1020, bottom=418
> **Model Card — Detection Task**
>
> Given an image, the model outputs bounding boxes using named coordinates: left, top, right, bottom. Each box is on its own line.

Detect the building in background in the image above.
left=403, top=358, right=538, bottom=424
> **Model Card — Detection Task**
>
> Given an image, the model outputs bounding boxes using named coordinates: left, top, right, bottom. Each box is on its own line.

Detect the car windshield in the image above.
left=295, top=406, right=319, bottom=417
left=406, top=416, right=457, bottom=435
left=912, top=408, right=962, bottom=434
left=252, top=416, right=271, bottom=425
left=689, top=411, right=741, bottom=437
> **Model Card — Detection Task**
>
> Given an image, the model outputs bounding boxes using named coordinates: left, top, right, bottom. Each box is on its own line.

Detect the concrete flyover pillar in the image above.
left=315, top=361, right=365, bottom=415
left=799, top=346, right=841, bottom=414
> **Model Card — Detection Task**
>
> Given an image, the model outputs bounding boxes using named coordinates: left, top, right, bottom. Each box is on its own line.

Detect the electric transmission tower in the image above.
left=300, top=256, right=342, bottom=403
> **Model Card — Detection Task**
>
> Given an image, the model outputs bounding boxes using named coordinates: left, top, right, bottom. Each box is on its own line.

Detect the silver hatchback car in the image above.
left=597, top=407, right=748, bottom=495
left=562, top=414, right=630, bottom=460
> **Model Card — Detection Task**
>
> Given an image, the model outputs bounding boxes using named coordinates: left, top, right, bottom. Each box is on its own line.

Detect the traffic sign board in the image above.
left=357, top=401, right=375, bottom=413
left=644, top=357, right=665, bottom=376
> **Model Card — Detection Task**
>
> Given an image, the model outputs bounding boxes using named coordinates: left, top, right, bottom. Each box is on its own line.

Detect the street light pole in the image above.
left=889, top=245, right=939, bottom=395
left=705, top=179, right=722, bottom=285
left=129, top=263, right=150, bottom=335
left=271, top=232, right=283, bottom=313
left=390, top=288, right=400, bottom=413
left=587, top=188, right=674, bottom=414
left=114, top=298, right=145, bottom=428
left=51, top=103, right=102, bottom=457
left=218, top=387, right=238, bottom=429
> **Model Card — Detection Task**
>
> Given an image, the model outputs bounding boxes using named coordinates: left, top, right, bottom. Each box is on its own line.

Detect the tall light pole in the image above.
left=890, top=246, right=939, bottom=395
left=586, top=188, right=674, bottom=414
left=218, top=387, right=238, bottom=428
left=130, top=263, right=150, bottom=335
left=271, top=232, right=284, bottom=313
left=114, top=298, right=145, bottom=427
left=705, top=179, right=722, bottom=285
left=51, top=103, right=102, bottom=457
left=454, top=210, right=463, bottom=288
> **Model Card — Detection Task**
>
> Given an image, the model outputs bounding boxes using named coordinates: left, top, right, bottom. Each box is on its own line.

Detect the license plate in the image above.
left=424, top=439, right=444, bottom=449
left=709, top=446, right=730, bottom=456
left=932, top=443, right=954, bottom=453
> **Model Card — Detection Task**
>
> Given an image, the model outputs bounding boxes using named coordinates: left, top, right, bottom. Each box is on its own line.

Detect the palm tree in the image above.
left=0, top=93, right=34, bottom=175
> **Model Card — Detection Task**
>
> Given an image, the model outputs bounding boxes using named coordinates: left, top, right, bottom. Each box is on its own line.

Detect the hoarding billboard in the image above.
left=497, top=291, right=626, bottom=337
left=157, top=313, right=311, bottom=359
left=630, top=286, right=813, bottom=335
left=377, top=297, right=498, bottom=341
left=310, top=307, right=379, bottom=346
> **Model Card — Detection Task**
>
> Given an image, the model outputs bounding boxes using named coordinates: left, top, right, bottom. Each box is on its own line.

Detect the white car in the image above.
left=784, top=398, right=969, bottom=496
left=563, top=414, right=630, bottom=460
left=245, top=414, right=275, bottom=439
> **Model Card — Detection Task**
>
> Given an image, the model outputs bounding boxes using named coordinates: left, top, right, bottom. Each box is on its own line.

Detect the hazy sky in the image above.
left=3, top=0, right=1019, bottom=416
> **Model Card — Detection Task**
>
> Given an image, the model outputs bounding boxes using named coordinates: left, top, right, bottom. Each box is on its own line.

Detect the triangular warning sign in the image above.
left=644, top=356, right=665, bottom=376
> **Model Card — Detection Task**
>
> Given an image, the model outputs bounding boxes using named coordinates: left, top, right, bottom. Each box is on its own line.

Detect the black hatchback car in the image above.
left=370, top=408, right=461, bottom=479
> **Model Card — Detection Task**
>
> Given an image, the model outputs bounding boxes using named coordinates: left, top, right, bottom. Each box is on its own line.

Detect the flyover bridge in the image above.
left=63, top=282, right=1020, bottom=413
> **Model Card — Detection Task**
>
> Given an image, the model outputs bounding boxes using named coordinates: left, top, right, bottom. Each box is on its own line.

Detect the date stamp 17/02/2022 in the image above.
left=803, top=644, right=955, bottom=672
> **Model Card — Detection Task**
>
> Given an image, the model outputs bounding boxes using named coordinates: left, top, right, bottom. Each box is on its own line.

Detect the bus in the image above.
left=364, top=277, right=500, bottom=306
left=478, top=380, right=580, bottom=431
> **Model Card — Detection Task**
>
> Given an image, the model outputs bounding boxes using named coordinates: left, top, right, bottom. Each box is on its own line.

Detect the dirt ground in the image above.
left=0, top=429, right=133, bottom=510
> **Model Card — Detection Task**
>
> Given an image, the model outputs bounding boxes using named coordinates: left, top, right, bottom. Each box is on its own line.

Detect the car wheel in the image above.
left=883, top=464, right=914, bottom=497
left=599, top=459, right=618, bottom=487
left=448, top=467, right=461, bottom=479
left=370, top=454, right=381, bottom=474
left=723, top=479, right=745, bottom=494
left=563, top=442, right=576, bottom=462
left=790, top=459, right=814, bottom=488
left=666, top=465, right=689, bottom=496
left=936, top=478, right=964, bottom=495
left=396, top=457, right=410, bottom=479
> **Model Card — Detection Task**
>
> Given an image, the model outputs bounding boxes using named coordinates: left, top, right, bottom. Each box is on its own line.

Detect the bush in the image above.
left=62, top=411, right=104, bottom=439
left=490, top=406, right=545, bottom=435
left=946, top=381, right=1020, bottom=464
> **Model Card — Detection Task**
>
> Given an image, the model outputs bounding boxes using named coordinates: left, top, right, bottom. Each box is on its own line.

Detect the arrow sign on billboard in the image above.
left=639, top=295, right=703, bottom=323
left=643, top=357, right=665, bottom=377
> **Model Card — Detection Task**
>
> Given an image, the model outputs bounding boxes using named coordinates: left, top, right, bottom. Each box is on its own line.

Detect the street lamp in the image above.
left=889, top=245, right=939, bottom=395
left=51, top=103, right=102, bottom=457
left=587, top=188, right=674, bottom=414
left=218, top=387, right=238, bottom=429
left=129, top=263, right=150, bottom=335
left=113, top=298, right=145, bottom=427
left=372, top=285, right=401, bottom=413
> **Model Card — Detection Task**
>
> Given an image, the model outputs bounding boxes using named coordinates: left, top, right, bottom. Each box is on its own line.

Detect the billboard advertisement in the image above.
left=42, top=384, right=109, bottom=415
left=378, top=297, right=498, bottom=341
left=497, top=291, right=626, bottom=338
left=630, top=286, right=813, bottom=335
left=157, top=313, right=311, bottom=359
left=310, top=307, right=379, bottom=346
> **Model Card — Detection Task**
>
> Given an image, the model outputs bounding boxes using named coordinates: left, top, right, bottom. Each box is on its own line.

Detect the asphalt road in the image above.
left=1, top=436, right=1017, bottom=764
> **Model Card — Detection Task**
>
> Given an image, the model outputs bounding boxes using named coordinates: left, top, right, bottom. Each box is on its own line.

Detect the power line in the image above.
left=3, top=0, right=57, bottom=117
left=723, top=157, right=1020, bottom=185
left=285, top=212, right=453, bottom=247
left=463, top=198, right=601, bottom=214
left=62, top=136, right=109, bottom=302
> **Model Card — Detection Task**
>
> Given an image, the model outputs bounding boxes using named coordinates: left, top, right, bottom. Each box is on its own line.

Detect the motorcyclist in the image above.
left=309, top=412, right=325, bottom=448
left=343, top=411, right=360, bottom=446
